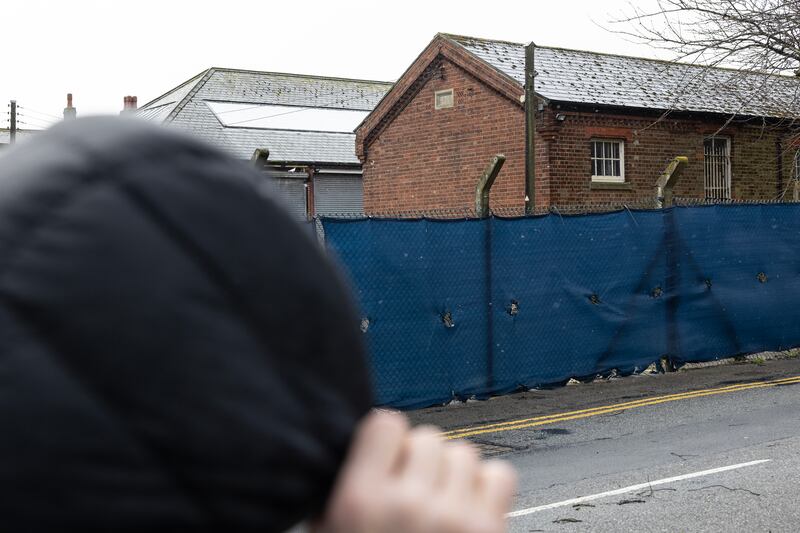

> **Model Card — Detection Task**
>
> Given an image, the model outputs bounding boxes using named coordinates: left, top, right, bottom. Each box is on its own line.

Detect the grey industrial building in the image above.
left=136, top=68, right=392, bottom=219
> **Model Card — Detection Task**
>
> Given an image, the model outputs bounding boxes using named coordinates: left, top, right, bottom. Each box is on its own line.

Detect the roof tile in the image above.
left=138, top=69, right=392, bottom=164
left=446, top=34, right=800, bottom=118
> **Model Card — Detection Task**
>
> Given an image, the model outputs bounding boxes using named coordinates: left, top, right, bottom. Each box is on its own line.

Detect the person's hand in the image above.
left=314, top=410, right=516, bottom=533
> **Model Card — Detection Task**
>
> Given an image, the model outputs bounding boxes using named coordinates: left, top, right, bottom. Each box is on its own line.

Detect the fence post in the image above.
left=475, top=155, right=506, bottom=217
left=654, top=156, right=688, bottom=372
left=655, top=156, right=688, bottom=208
left=475, top=155, right=505, bottom=396
left=251, top=148, right=270, bottom=167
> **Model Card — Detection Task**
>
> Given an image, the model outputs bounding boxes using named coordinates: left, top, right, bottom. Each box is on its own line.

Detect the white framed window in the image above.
left=704, top=137, right=731, bottom=199
left=590, top=139, right=625, bottom=183
left=434, top=89, right=454, bottom=110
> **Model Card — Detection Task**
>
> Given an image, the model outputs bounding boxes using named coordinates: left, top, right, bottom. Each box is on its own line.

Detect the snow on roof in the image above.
left=445, top=34, right=800, bottom=118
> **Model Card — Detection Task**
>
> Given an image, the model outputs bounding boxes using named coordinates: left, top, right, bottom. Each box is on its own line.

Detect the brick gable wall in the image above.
left=361, top=57, right=551, bottom=213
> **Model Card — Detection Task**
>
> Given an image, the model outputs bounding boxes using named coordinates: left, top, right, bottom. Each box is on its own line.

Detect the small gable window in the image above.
left=435, top=89, right=454, bottom=110
left=590, top=139, right=625, bottom=183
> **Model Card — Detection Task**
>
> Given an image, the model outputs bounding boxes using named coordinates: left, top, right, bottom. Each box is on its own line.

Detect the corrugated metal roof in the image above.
left=137, top=68, right=392, bottom=164
left=445, top=34, right=800, bottom=118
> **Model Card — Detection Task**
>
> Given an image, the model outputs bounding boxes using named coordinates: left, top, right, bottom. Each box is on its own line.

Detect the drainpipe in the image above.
left=524, top=42, right=536, bottom=215
left=306, top=166, right=316, bottom=220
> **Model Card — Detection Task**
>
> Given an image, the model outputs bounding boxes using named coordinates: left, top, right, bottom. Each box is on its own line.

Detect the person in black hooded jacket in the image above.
left=0, top=117, right=515, bottom=533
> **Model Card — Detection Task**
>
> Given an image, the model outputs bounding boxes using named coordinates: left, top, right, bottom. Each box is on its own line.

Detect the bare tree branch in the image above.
left=613, top=0, right=800, bottom=74
left=611, top=0, right=800, bottom=150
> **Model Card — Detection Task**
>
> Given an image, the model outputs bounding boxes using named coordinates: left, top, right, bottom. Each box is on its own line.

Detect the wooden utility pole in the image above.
left=524, top=43, right=536, bottom=215
left=9, top=100, right=17, bottom=144
left=478, top=155, right=506, bottom=395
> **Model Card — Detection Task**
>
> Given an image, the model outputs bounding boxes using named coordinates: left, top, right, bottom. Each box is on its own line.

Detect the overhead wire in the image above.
left=226, top=106, right=344, bottom=126
left=17, top=118, right=53, bottom=130
left=222, top=83, right=396, bottom=127
left=18, top=106, right=61, bottom=121
left=216, top=103, right=285, bottom=115
left=18, top=112, right=55, bottom=124
left=18, top=113, right=55, bottom=127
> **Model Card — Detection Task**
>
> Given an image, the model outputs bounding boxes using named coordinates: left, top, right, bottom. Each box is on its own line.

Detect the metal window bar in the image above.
left=794, top=150, right=800, bottom=181
left=704, top=138, right=731, bottom=200
left=591, top=140, right=622, bottom=178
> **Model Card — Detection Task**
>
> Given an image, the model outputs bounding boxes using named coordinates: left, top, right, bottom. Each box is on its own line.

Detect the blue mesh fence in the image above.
left=321, top=203, right=800, bottom=409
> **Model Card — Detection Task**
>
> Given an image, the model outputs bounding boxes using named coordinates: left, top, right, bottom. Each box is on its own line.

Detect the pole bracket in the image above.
left=475, top=154, right=506, bottom=218
left=251, top=148, right=270, bottom=167
left=655, top=156, right=688, bottom=208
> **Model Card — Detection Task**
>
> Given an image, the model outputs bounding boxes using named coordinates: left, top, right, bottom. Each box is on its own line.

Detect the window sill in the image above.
left=590, top=181, right=632, bottom=190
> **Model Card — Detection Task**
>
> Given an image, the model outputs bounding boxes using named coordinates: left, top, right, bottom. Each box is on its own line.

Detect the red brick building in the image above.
left=356, top=34, right=800, bottom=214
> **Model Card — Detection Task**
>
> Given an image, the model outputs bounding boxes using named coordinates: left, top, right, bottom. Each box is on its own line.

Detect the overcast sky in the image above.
left=2, top=0, right=665, bottom=129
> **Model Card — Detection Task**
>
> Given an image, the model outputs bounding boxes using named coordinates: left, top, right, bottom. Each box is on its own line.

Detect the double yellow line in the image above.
left=443, top=374, right=800, bottom=440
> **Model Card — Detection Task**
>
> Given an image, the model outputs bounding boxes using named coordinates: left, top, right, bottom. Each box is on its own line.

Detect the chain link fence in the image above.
left=317, top=198, right=800, bottom=409
left=673, top=196, right=800, bottom=206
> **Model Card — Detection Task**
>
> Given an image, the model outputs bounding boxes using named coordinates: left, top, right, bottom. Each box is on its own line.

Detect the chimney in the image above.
left=63, top=93, right=77, bottom=120
left=121, top=95, right=138, bottom=114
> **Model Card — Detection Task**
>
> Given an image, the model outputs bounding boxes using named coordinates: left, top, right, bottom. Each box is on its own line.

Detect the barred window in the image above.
left=591, top=140, right=624, bottom=182
left=704, top=137, right=731, bottom=199
left=793, top=149, right=800, bottom=180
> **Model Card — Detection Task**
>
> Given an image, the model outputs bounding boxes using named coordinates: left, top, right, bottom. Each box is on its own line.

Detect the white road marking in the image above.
left=508, top=459, right=771, bottom=518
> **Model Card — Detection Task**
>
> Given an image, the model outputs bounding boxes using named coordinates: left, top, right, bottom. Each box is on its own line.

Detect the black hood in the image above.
left=0, top=117, right=372, bottom=532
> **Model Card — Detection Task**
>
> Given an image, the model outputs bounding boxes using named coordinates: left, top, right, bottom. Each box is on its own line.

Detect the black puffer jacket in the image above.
left=0, top=117, right=371, bottom=532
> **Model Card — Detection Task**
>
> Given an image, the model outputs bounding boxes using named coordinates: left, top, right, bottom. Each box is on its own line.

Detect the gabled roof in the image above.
left=136, top=71, right=207, bottom=123
left=137, top=68, right=393, bottom=164
left=445, top=34, right=800, bottom=118
left=355, top=34, right=524, bottom=160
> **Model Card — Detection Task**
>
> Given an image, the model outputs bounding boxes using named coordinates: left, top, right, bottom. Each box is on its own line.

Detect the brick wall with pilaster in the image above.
left=546, top=108, right=789, bottom=205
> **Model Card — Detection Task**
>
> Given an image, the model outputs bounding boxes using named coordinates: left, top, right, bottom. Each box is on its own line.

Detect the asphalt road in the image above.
left=410, top=357, right=800, bottom=532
